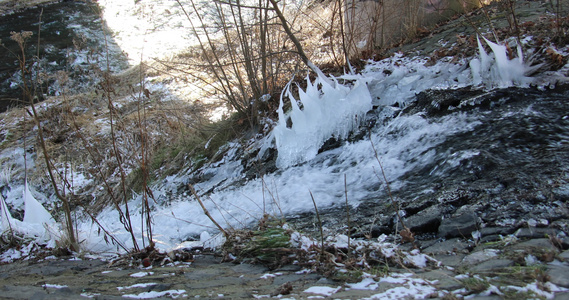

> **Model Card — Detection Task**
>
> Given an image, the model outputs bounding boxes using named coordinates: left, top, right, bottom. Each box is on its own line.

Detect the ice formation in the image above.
left=470, top=36, right=535, bottom=88
left=23, top=182, right=56, bottom=226
left=0, top=193, right=16, bottom=232
left=0, top=181, right=56, bottom=242
left=273, top=73, right=372, bottom=168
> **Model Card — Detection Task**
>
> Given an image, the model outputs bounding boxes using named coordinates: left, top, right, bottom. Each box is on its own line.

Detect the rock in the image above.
left=433, top=253, right=467, bottom=268
left=276, top=265, right=302, bottom=272
left=403, top=207, right=442, bottom=234
left=479, top=227, right=517, bottom=237
left=515, top=228, right=561, bottom=239
left=479, top=235, right=502, bottom=243
left=420, top=269, right=462, bottom=291
left=232, top=263, right=270, bottom=274
left=470, top=259, right=514, bottom=272
left=369, top=225, right=392, bottom=238
left=547, top=265, right=569, bottom=288
left=561, top=237, right=569, bottom=251
left=462, top=249, right=500, bottom=265
left=552, top=184, right=569, bottom=201
left=273, top=273, right=321, bottom=286
left=422, top=238, right=474, bottom=255
left=438, top=213, right=479, bottom=238
left=509, top=238, right=559, bottom=253
left=405, top=88, right=485, bottom=117
left=559, top=250, right=569, bottom=261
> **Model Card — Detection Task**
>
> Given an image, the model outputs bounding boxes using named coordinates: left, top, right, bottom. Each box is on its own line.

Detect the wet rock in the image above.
left=232, top=262, right=270, bottom=274
left=276, top=265, right=302, bottom=272
left=438, top=212, right=479, bottom=238
left=554, top=292, right=569, bottom=300
left=273, top=273, right=321, bottom=286
left=433, top=253, right=467, bottom=268
left=404, top=88, right=486, bottom=117
left=479, top=235, right=503, bottom=243
left=144, top=284, right=172, bottom=292
left=0, top=285, right=85, bottom=300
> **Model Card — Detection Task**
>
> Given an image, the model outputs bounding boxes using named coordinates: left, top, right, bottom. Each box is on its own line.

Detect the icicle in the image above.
left=274, top=73, right=372, bottom=168
left=470, top=35, right=534, bottom=88
left=23, top=181, right=56, bottom=226
left=0, top=195, right=16, bottom=232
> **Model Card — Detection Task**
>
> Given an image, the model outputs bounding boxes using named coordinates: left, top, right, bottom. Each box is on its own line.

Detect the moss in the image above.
left=223, top=217, right=293, bottom=269
left=245, top=227, right=291, bottom=260
left=332, top=269, right=364, bottom=283
left=369, top=265, right=390, bottom=277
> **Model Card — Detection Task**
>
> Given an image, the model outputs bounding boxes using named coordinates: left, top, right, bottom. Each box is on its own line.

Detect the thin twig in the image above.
left=188, top=184, right=228, bottom=237
left=368, top=130, right=409, bottom=234
left=344, top=174, right=351, bottom=255
left=309, top=190, right=325, bottom=259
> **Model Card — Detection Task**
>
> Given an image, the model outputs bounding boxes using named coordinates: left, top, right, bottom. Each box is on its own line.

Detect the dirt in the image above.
left=1, top=236, right=569, bottom=299
left=0, top=253, right=360, bottom=299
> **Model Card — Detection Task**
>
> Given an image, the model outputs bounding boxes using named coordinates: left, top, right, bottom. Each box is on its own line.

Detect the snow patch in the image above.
left=303, top=286, right=342, bottom=296
left=42, top=284, right=68, bottom=289
left=364, top=274, right=438, bottom=299
left=129, top=271, right=154, bottom=278
left=122, top=289, right=186, bottom=299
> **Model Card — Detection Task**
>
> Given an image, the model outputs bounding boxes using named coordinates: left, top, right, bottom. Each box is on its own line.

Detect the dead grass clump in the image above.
left=221, top=215, right=294, bottom=270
